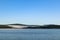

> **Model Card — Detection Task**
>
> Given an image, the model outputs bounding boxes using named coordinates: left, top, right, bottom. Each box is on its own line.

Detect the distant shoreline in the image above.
left=0, top=24, right=60, bottom=29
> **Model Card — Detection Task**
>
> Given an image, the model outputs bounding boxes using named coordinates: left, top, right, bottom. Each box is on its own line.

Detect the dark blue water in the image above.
left=0, top=29, right=60, bottom=40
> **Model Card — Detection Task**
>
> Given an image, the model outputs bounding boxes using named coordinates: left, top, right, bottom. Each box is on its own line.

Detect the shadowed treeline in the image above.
left=0, top=25, right=12, bottom=28
left=26, top=24, right=60, bottom=29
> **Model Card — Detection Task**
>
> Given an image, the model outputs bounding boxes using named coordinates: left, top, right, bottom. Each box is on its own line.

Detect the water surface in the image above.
left=0, top=29, right=60, bottom=40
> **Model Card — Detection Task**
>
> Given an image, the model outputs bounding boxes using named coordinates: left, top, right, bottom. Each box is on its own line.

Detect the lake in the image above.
left=0, top=29, right=60, bottom=40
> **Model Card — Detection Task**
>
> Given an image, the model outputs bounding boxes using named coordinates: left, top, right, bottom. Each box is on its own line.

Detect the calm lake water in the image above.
left=0, top=29, right=60, bottom=40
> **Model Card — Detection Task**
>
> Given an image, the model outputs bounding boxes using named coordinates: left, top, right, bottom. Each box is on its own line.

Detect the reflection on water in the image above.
left=0, top=29, right=60, bottom=40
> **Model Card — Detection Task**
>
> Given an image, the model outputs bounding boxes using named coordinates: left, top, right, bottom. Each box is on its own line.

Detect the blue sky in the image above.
left=0, top=0, right=60, bottom=25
